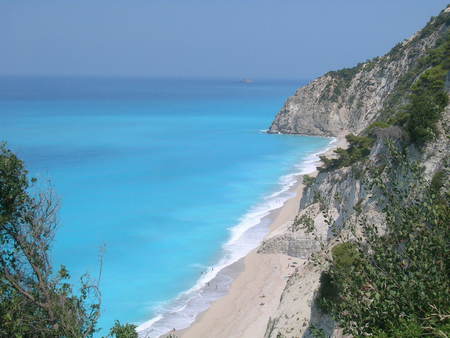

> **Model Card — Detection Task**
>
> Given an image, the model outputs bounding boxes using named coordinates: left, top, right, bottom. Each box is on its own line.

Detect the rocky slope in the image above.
left=268, top=7, right=450, bottom=137
left=264, top=103, right=449, bottom=337
left=262, top=7, right=450, bottom=338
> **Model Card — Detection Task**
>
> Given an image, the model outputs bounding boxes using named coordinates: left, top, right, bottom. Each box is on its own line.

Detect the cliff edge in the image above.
left=268, top=9, right=449, bottom=136
left=264, top=6, right=450, bottom=337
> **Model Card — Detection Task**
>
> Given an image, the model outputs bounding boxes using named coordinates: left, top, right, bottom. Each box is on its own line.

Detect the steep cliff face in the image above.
left=263, top=7, right=450, bottom=338
left=264, top=103, right=449, bottom=337
left=268, top=11, right=449, bottom=136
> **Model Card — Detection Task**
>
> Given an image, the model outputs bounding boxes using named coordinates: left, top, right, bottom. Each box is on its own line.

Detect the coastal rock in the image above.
left=268, top=23, right=447, bottom=136
left=257, top=233, right=319, bottom=258
left=263, top=9, right=450, bottom=338
left=263, top=105, right=450, bottom=338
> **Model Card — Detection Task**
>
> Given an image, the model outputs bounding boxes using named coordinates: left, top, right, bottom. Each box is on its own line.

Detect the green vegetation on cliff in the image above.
left=318, top=134, right=374, bottom=172
left=309, top=8, right=450, bottom=337
left=318, top=144, right=450, bottom=337
left=383, top=14, right=450, bottom=144
left=318, top=13, right=450, bottom=173
left=405, top=37, right=450, bottom=144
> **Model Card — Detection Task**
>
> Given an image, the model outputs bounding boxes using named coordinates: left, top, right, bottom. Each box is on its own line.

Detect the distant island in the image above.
left=240, top=78, right=254, bottom=84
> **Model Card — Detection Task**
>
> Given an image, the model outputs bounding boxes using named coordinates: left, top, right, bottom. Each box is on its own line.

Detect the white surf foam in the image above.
left=137, top=137, right=336, bottom=337
left=136, top=315, right=163, bottom=332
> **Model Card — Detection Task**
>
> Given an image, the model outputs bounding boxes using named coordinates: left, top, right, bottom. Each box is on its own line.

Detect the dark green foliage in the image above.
left=431, top=169, right=445, bottom=192
left=308, top=324, right=328, bottom=338
left=372, top=318, right=426, bottom=338
left=291, top=214, right=314, bottom=233
left=328, top=65, right=362, bottom=83
left=109, top=320, right=138, bottom=338
left=0, top=143, right=136, bottom=337
left=317, top=272, right=337, bottom=311
left=330, top=242, right=359, bottom=269
left=378, top=11, right=450, bottom=128
left=320, top=144, right=450, bottom=337
left=303, top=174, right=315, bottom=188
left=0, top=143, right=101, bottom=337
left=383, top=24, right=449, bottom=145
left=417, top=8, right=450, bottom=40
left=406, top=65, right=449, bottom=144
left=367, top=121, right=391, bottom=131
left=318, top=134, right=374, bottom=172
left=315, top=10, right=450, bottom=335
left=317, top=243, right=359, bottom=312
left=321, top=63, right=365, bottom=102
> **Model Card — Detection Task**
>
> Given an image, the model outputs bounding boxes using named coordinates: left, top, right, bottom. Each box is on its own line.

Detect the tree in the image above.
left=109, top=320, right=138, bottom=338
left=0, top=143, right=101, bottom=337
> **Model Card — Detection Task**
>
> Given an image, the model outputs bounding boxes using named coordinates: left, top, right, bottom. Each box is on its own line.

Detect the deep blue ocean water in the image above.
left=0, top=77, right=331, bottom=336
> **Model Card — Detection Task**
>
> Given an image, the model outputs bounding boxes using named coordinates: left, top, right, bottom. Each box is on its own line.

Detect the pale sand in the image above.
left=172, top=136, right=347, bottom=338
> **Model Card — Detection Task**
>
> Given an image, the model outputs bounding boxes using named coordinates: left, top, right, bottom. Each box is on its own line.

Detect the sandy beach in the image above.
left=167, top=136, right=347, bottom=338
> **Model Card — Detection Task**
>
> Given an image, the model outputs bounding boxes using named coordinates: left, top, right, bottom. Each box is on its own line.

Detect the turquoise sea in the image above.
left=0, top=77, right=331, bottom=336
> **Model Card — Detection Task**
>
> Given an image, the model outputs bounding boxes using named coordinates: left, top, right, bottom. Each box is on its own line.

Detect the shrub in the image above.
left=382, top=29, right=450, bottom=145
left=406, top=65, right=449, bottom=144
left=109, top=320, right=138, bottom=338
left=431, top=169, right=445, bottom=193
left=330, top=242, right=359, bottom=272
left=318, top=134, right=374, bottom=172
left=367, top=121, right=391, bottom=131
left=303, top=174, right=315, bottom=188
left=317, top=242, right=359, bottom=312
left=321, top=144, right=450, bottom=336
left=378, top=15, right=450, bottom=133
left=291, top=214, right=315, bottom=233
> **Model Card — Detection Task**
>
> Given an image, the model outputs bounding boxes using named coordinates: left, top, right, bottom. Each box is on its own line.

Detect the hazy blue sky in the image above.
left=1, top=1, right=448, bottom=79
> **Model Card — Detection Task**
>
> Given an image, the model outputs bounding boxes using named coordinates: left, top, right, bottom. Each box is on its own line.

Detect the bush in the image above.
left=431, top=169, right=445, bottom=193
left=109, top=320, right=138, bottom=338
left=331, top=242, right=359, bottom=270
left=317, top=242, right=359, bottom=312
left=382, top=28, right=450, bottom=145
left=406, top=65, right=449, bottom=144
left=367, top=121, right=391, bottom=131
left=378, top=15, right=450, bottom=134
left=321, top=145, right=450, bottom=336
left=303, top=174, right=315, bottom=188
left=318, top=134, right=374, bottom=172
left=291, top=214, right=314, bottom=233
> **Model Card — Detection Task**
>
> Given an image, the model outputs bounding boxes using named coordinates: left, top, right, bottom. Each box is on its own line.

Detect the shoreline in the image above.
left=137, top=137, right=345, bottom=338
left=165, top=135, right=347, bottom=338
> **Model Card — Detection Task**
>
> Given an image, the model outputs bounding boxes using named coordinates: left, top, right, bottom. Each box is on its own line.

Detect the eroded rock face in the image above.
left=263, top=107, right=450, bottom=337
left=268, top=25, right=446, bottom=137
left=257, top=234, right=319, bottom=258
left=262, top=10, right=450, bottom=338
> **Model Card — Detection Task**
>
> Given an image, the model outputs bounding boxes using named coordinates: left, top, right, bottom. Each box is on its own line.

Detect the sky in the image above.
left=1, top=0, right=448, bottom=79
